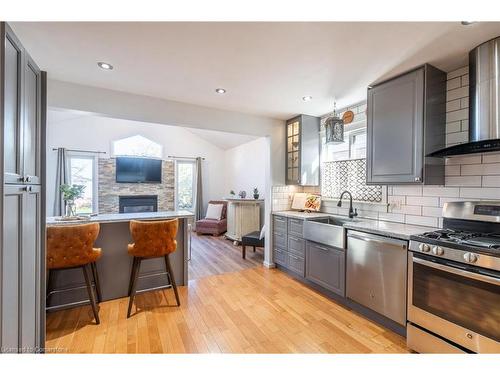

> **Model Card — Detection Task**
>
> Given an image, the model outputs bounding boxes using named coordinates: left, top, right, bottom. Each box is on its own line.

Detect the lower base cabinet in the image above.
left=305, top=241, right=345, bottom=297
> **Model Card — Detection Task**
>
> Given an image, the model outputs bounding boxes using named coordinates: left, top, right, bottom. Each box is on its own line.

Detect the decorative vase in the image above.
left=253, top=193, right=259, bottom=199
left=238, top=191, right=247, bottom=199
left=65, top=200, right=76, bottom=217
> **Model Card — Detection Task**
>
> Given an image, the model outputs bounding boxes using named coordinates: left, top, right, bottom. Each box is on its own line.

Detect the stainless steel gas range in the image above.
left=407, top=201, right=500, bottom=353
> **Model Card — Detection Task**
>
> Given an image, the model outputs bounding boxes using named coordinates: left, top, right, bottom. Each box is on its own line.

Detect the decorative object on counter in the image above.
left=342, top=109, right=354, bottom=124
left=229, top=190, right=236, bottom=198
left=253, top=187, right=260, bottom=199
left=291, top=193, right=321, bottom=212
left=238, top=190, right=247, bottom=199
left=59, top=184, right=85, bottom=217
left=324, top=101, right=344, bottom=144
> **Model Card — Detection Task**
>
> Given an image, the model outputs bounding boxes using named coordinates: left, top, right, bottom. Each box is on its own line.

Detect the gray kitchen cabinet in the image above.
left=272, top=215, right=305, bottom=277
left=286, top=115, right=320, bottom=186
left=3, top=25, right=24, bottom=185
left=305, top=241, right=345, bottom=296
left=1, top=22, right=46, bottom=353
left=22, top=54, right=43, bottom=185
left=366, top=64, right=446, bottom=185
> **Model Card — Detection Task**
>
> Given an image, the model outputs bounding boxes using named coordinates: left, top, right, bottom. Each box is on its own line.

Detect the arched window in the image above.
left=112, top=135, right=163, bottom=158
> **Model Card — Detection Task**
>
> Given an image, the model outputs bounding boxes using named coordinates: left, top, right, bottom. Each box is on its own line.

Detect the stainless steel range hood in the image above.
left=429, top=36, right=500, bottom=157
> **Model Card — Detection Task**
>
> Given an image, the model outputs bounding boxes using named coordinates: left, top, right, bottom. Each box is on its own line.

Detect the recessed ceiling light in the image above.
left=302, top=96, right=313, bottom=102
left=215, top=88, right=226, bottom=94
left=97, top=62, right=113, bottom=70
left=461, top=21, right=476, bottom=26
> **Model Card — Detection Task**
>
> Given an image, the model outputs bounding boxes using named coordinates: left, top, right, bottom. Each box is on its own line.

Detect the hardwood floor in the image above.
left=188, top=234, right=263, bottom=280
left=45, top=265, right=409, bottom=353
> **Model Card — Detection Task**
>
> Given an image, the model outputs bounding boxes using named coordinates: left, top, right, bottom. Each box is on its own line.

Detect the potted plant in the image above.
left=229, top=190, right=236, bottom=198
left=60, top=184, right=85, bottom=217
left=253, top=187, right=259, bottom=199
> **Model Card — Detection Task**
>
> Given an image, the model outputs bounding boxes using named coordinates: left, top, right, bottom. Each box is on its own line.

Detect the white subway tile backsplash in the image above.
left=447, top=67, right=468, bottom=79
left=482, top=175, right=500, bottom=187
left=391, top=205, right=422, bottom=215
left=422, top=206, right=444, bottom=217
left=445, top=176, right=481, bottom=187
left=445, top=154, right=481, bottom=165
left=461, top=163, right=500, bottom=176
left=392, top=186, right=422, bottom=196
left=422, top=186, right=460, bottom=197
left=445, top=121, right=461, bottom=133
left=405, top=215, right=438, bottom=227
left=446, top=77, right=461, bottom=90
left=406, top=196, right=439, bottom=206
left=447, top=86, right=469, bottom=101
left=446, top=108, right=468, bottom=123
left=460, top=188, right=500, bottom=199
left=446, top=131, right=468, bottom=145
left=445, top=165, right=460, bottom=176
left=482, top=153, right=500, bottom=163
left=446, top=99, right=461, bottom=112
left=378, top=212, right=405, bottom=223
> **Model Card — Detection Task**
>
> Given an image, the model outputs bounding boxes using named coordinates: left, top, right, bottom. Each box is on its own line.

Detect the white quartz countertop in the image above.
left=47, top=211, right=194, bottom=226
left=273, top=210, right=435, bottom=240
left=342, top=219, right=436, bottom=240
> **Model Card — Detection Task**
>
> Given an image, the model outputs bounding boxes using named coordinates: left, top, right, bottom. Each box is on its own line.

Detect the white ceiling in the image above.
left=11, top=22, right=500, bottom=120
left=47, top=108, right=259, bottom=150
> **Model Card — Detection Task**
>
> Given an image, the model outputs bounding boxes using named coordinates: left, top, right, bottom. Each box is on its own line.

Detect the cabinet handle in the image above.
left=23, top=186, right=32, bottom=192
left=414, top=176, right=421, bottom=182
left=315, top=245, right=329, bottom=252
left=289, top=254, right=300, bottom=261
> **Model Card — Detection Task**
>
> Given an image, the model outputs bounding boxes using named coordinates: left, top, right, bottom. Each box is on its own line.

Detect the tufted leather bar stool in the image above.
left=46, top=223, right=102, bottom=324
left=127, top=219, right=180, bottom=318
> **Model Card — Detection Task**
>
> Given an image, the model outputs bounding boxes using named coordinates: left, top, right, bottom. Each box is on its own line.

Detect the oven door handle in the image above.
left=413, top=257, right=500, bottom=286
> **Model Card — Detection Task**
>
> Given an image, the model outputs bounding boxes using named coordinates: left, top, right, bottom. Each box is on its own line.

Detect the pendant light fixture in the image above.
left=324, top=101, right=344, bottom=144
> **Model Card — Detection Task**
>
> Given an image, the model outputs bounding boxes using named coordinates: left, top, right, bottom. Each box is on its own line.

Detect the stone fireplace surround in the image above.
left=98, top=158, right=175, bottom=214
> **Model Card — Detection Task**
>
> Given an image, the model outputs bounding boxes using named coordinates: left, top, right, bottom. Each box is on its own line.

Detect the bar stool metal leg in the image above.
left=127, top=257, right=142, bottom=318
left=128, top=257, right=137, bottom=296
left=164, top=255, right=180, bottom=306
left=46, top=269, right=53, bottom=305
left=90, top=262, right=102, bottom=303
left=82, top=264, right=100, bottom=324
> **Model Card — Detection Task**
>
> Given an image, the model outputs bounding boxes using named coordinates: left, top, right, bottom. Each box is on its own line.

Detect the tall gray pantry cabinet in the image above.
left=1, top=22, right=47, bottom=353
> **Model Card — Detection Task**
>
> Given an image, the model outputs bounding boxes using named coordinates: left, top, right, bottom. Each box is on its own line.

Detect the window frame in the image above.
left=67, top=151, right=99, bottom=214
left=111, top=134, right=163, bottom=159
left=174, top=159, right=197, bottom=212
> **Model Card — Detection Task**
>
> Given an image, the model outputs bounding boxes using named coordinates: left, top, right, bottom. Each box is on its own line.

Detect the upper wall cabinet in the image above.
left=366, top=64, right=446, bottom=185
left=3, top=24, right=42, bottom=185
left=286, top=115, right=320, bottom=186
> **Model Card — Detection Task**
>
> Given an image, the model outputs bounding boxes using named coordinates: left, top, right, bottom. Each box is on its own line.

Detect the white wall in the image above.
left=46, top=113, right=227, bottom=216
left=224, top=137, right=267, bottom=198
left=224, top=137, right=268, bottom=226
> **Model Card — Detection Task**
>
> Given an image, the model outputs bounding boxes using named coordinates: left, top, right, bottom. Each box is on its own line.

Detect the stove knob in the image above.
left=419, top=243, right=431, bottom=253
left=432, top=246, right=444, bottom=256
left=463, top=253, right=479, bottom=263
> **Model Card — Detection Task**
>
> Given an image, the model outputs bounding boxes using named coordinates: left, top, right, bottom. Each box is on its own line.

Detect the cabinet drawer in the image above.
left=274, top=247, right=288, bottom=267
left=273, top=215, right=287, bottom=233
left=273, top=232, right=287, bottom=249
left=288, top=218, right=304, bottom=238
left=288, top=235, right=305, bottom=257
left=306, top=241, right=345, bottom=296
left=288, top=253, right=305, bottom=276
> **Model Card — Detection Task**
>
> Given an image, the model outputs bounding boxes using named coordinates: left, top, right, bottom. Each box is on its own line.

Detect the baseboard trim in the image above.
left=263, top=261, right=276, bottom=269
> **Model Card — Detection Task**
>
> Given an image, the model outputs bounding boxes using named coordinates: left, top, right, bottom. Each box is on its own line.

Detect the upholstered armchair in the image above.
left=195, top=200, right=228, bottom=236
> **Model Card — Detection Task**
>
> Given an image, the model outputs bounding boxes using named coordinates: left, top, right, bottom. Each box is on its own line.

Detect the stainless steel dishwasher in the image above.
left=346, top=230, right=408, bottom=326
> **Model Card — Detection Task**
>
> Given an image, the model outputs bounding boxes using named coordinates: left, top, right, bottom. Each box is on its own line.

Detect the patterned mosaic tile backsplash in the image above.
left=321, top=159, right=382, bottom=202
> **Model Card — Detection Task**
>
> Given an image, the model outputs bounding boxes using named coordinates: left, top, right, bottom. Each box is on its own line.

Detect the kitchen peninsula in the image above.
left=46, top=211, right=193, bottom=310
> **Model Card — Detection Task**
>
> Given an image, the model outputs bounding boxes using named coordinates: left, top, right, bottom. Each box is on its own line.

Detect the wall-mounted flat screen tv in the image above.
left=116, top=157, right=162, bottom=183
